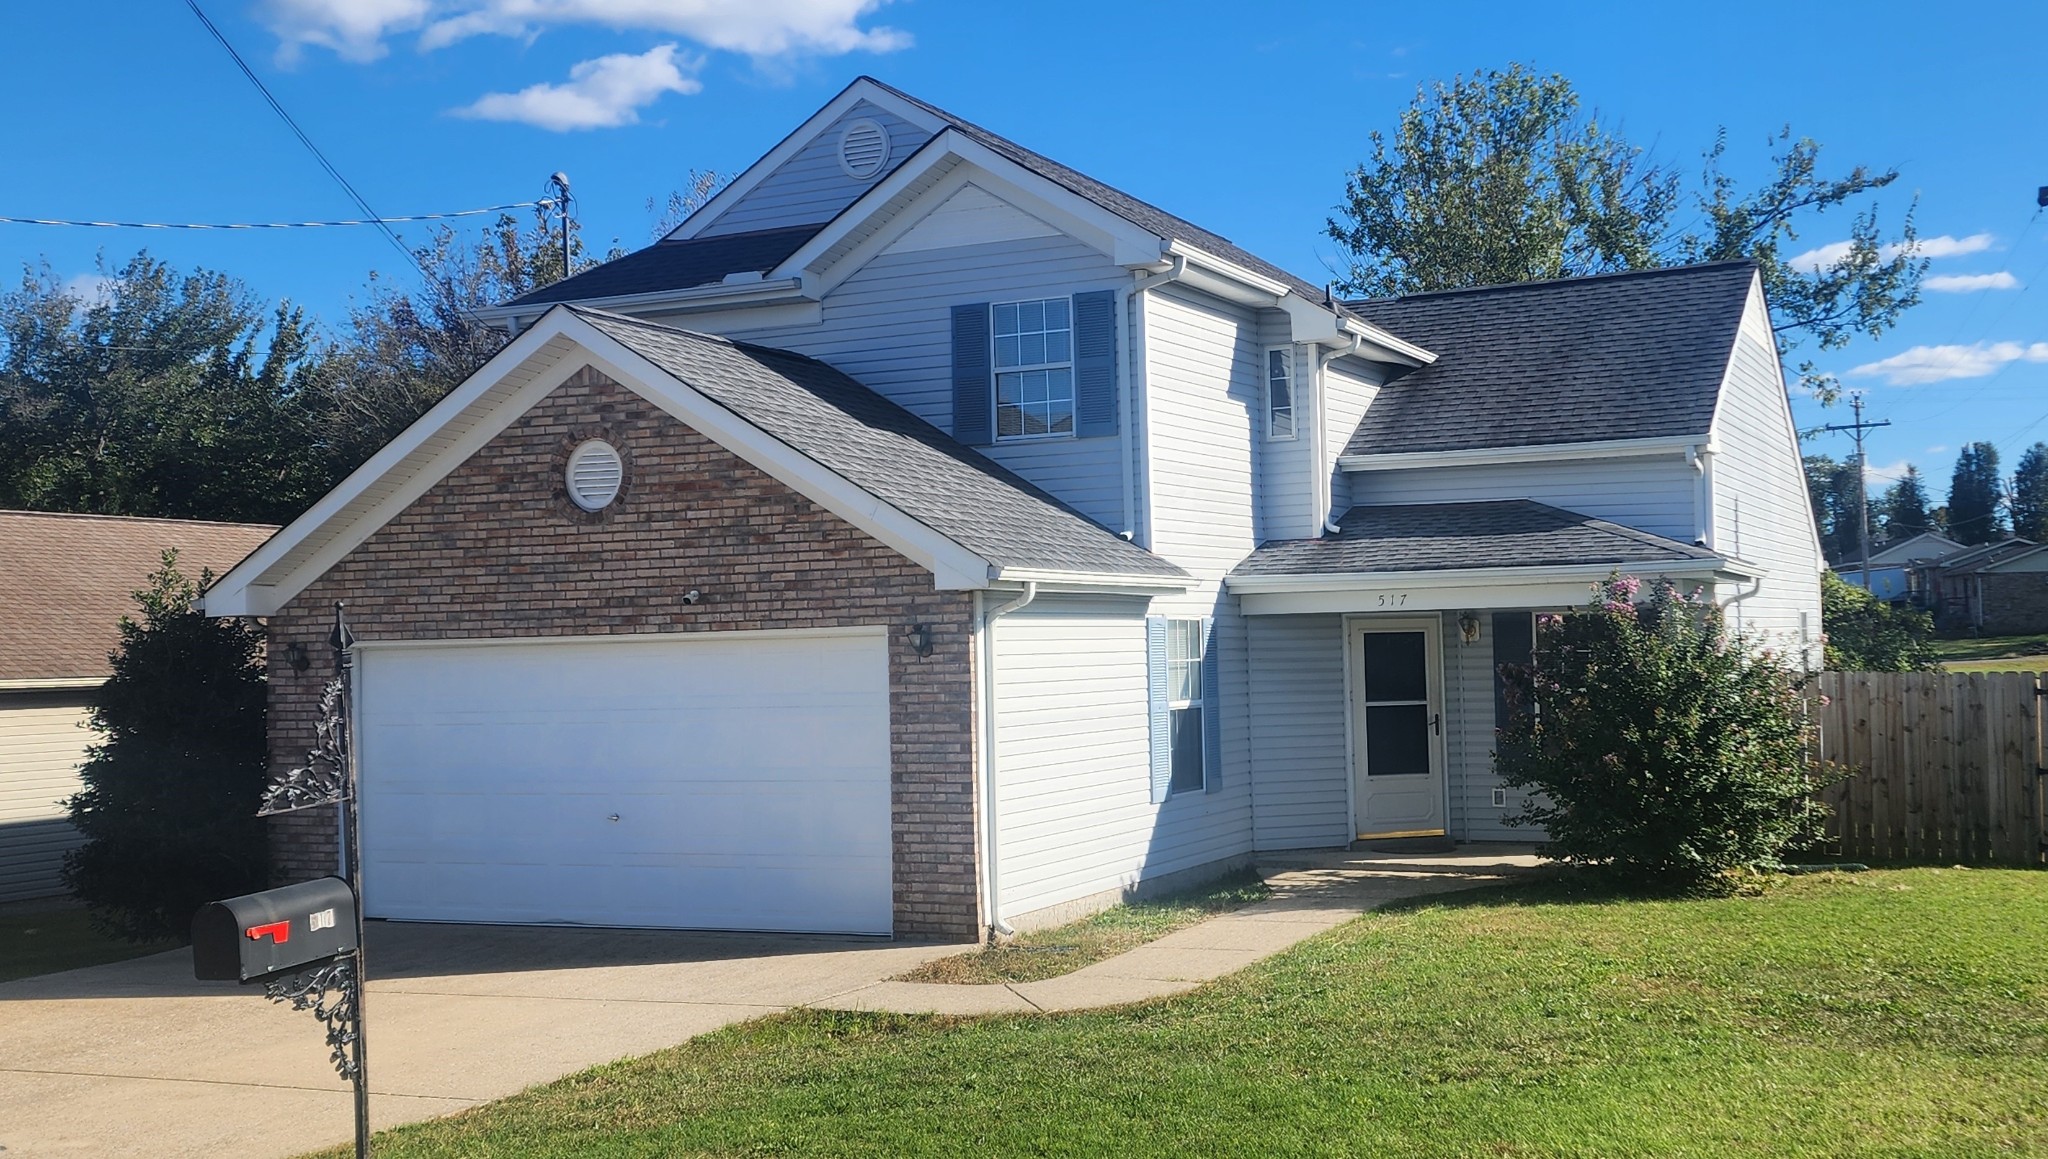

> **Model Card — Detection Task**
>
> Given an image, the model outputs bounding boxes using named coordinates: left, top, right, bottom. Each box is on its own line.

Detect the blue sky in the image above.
left=4, top=1, right=2042, bottom=495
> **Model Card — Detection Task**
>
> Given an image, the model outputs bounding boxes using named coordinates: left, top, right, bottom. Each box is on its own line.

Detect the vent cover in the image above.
left=837, top=118, right=889, bottom=180
left=565, top=440, right=624, bottom=511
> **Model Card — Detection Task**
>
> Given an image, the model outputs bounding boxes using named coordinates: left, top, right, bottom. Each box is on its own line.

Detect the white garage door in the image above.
left=356, top=630, right=893, bottom=935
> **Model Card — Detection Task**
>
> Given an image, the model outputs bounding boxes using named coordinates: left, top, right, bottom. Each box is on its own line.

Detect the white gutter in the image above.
left=989, top=567, right=1188, bottom=593
left=1340, top=435, right=1710, bottom=473
left=1227, top=558, right=1763, bottom=595
left=1123, top=255, right=1187, bottom=549
left=975, top=580, right=1038, bottom=940
left=0, top=676, right=106, bottom=692
left=1313, top=338, right=1365, bottom=536
left=474, top=276, right=809, bottom=332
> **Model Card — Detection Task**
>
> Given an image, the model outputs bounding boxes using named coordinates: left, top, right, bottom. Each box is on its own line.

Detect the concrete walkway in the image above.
left=819, top=846, right=1542, bottom=1015
left=0, top=848, right=1536, bottom=1157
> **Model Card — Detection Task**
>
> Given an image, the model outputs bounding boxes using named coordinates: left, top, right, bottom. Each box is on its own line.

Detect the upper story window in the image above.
left=1265, top=347, right=1295, bottom=440
left=993, top=297, right=1074, bottom=440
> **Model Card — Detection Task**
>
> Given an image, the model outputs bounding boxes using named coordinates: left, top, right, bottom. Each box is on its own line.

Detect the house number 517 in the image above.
left=1376, top=593, right=1408, bottom=607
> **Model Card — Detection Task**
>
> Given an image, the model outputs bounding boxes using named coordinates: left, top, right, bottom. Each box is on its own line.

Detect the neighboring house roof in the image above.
left=1976, top=543, right=2048, bottom=573
left=1231, top=500, right=1726, bottom=577
left=1864, top=531, right=1966, bottom=567
left=503, top=224, right=821, bottom=310
left=1342, top=261, right=1758, bottom=457
left=1930, top=538, right=2037, bottom=576
left=571, top=308, right=1184, bottom=580
left=0, top=510, right=276, bottom=683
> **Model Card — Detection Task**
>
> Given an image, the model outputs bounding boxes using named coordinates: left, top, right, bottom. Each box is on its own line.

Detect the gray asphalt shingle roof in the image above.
left=1231, top=500, right=1724, bottom=577
left=571, top=307, right=1186, bottom=581
left=1342, top=262, right=1758, bottom=457
left=504, top=225, right=821, bottom=309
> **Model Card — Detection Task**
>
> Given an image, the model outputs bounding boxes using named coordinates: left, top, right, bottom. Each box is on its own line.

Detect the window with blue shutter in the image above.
left=1146, top=615, right=1172, bottom=804
left=1073, top=289, right=1118, bottom=438
left=951, top=302, right=994, bottom=445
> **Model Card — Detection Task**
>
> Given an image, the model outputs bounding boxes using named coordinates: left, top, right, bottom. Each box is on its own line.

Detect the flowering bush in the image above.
left=1495, top=574, right=1831, bottom=890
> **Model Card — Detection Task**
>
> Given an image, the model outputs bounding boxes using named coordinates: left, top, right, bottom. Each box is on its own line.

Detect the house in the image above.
left=0, top=511, right=276, bottom=903
left=1908, top=537, right=2046, bottom=631
left=202, top=78, right=1822, bottom=941
left=1835, top=530, right=1965, bottom=602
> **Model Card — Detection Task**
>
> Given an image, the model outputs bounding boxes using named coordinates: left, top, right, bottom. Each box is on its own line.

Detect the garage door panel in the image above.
left=356, top=632, right=894, bottom=934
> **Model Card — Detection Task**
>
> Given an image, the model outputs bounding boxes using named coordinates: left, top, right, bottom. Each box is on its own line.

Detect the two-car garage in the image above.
left=354, top=630, right=895, bottom=936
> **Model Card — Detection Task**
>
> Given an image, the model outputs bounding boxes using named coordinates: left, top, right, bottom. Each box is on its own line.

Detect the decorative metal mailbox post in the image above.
left=192, top=603, right=371, bottom=1158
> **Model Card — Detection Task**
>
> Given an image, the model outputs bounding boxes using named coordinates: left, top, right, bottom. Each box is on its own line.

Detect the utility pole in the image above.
left=1821, top=394, right=1892, bottom=590
left=547, top=172, right=572, bottom=281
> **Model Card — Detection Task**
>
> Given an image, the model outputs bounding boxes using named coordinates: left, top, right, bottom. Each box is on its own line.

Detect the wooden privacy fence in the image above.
left=1811, top=671, right=2047, bottom=866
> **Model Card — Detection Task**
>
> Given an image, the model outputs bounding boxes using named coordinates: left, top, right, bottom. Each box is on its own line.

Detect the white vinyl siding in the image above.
left=710, top=234, right=1130, bottom=528
left=1144, top=285, right=1260, bottom=575
left=1441, top=615, right=1524, bottom=841
left=696, top=102, right=932, bottom=238
left=1707, top=284, right=1825, bottom=660
left=1351, top=455, right=1700, bottom=542
left=1245, top=614, right=1350, bottom=850
left=1264, top=347, right=1296, bottom=440
left=1321, top=360, right=1382, bottom=520
left=991, top=597, right=1246, bottom=921
left=0, top=691, right=96, bottom=902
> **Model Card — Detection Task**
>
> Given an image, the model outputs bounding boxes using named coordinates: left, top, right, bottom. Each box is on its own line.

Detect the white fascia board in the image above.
left=779, top=132, right=1167, bottom=291
left=1231, top=559, right=1750, bottom=615
left=1339, top=434, right=1710, bottom=473
left=472, top=279, right=811, bottom=332
left=0, top=676, right=106, bottom=692
left=204, top=309, right=1000, bottom=617
left=989, top=567, right=1190, bottom=595
left=662, top=79, right=946, bottom=243
left=1162, top=240, right=1291, bottom=298
left=1336, top=316, right=1435, bottom=366
left=201, top=317, right=589, bottom=617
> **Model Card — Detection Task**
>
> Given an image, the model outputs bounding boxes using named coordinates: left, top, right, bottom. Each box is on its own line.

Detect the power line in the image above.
left=180, top=0, right=426, bottom=281
left=0, top=202, right=546, bottom=231
left=1819, top=394, right=1891, bottom=581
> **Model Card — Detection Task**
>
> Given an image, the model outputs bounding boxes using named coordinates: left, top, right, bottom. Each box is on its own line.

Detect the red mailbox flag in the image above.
left=246, top=921, right=290, bottom=944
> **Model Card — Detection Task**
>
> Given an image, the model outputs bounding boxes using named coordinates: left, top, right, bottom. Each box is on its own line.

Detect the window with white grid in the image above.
left=992, top=297, right=1074, bottom=440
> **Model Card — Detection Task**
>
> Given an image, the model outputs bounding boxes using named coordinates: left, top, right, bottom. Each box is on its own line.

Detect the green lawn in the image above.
left=324, top=868, right=2048, bottom=1158
left=894, top=868, right=1268, bottom=985
left=1931, top=632, right=2048, bottom=669
left=0, top=906, right=177, bottom=983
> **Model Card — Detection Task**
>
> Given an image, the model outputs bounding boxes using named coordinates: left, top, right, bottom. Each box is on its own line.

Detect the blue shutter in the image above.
left=951, top=303, right=993, bottom=445
left=1201, top=615, right=1222, bottom=793
left=1072, top=290, right=1118, bottom=438
left=1146, top=614, right=1171, bottom=804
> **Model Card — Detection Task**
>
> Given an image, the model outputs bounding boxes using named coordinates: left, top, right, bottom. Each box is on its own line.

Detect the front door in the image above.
left=1349, top=617, right=1446, bottom=838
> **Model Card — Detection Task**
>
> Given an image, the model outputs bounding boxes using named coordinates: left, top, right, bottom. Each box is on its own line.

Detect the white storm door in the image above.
left=355, top=630, right=893, bottom=935
left=1348, top=617, right=1447, bottom=838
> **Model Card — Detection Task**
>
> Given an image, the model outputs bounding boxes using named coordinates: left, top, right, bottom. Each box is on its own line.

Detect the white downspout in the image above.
left=1314, top=337, right=1364, bottom=536
left=976, top=580, right=1038, bottom=940
left=1125, top=256, right=1187, bottom=549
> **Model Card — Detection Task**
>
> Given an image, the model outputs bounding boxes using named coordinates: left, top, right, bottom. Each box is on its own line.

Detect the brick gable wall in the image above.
left=267, top=365, right=981, bottom=939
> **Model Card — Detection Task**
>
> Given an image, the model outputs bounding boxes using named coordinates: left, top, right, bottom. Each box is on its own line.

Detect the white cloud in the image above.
left=63, top=272, right=117, bottom=303
left=261, top=0, right=433, bottom=63
left=1788, top=232, right=1997, bottom=272
left=1864, top=459, right=1913, bottom=486
left=1925, top=445, right=1948, bottom=455
left=454, top=44, right=700, bottom=131
left=265, top=0, right=909, bottom=63
left=1923, top=271, right=2021, bottom=292
left=1849, top=341, right=2048, bottom=386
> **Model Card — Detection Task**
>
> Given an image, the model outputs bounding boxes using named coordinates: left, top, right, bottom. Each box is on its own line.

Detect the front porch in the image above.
left=1231, top=500, right=1752, bottom=847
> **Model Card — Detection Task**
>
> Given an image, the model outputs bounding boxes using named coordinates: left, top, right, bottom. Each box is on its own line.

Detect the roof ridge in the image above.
left=0, top=508, right=277, bottom=531
left=1344, top=259, right=1757, bottom=307
left=652, top=222, right=822, bottom=247
left=567, top=304, right=858, bottom=375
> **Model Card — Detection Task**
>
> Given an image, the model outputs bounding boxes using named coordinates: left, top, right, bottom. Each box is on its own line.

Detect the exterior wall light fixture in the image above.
left=284, top=642, right=311, bottom=672
left=907, top=623, right=934, bottom=658
left=1457, top=611, right=1482, bottom=645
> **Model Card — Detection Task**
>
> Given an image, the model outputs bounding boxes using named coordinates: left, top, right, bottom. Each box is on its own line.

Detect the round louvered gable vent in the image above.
left=837, top=118, right=889, bottom=180
left=565, top=440, right=624, bottom=511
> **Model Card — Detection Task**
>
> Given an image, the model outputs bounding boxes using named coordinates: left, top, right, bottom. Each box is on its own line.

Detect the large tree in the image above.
left=2010, top=442, right=2048, bottom=542
left=1328, top=63, right=1926, bottom=401
left=1946, top=442, right=2006, bottom=545
left=1804, top=453, right=1865, bottom=562
left=0, top=255, right=326, bottom=523
left=1879, top=465, right=1934, bottom=543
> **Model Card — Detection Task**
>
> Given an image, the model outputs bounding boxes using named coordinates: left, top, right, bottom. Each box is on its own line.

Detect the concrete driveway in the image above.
left=1, top=922, right=967, bottom=1158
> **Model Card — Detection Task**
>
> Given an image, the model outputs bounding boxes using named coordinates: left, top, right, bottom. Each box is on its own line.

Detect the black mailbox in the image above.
left=192, top=877, right=358, bottom=983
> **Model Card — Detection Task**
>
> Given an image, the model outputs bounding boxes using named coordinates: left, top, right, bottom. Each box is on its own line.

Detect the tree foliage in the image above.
left=1804, top=453, right=1865, bottom=562
left=1820, top=571, right=1936, bottom=672
left=1328, top=63, right=1926, bottom=401
left=0, top=255, right=327, bottom=523
left=1946, top=441, right=2006, bottom=545
left=1494, top=575, right=1831, bottom=891
left=1880, top=465, right=1935, bottom=543
left=2009, top=443, right=2048, bottom=542
left=62, top=552, right=269, bottom=942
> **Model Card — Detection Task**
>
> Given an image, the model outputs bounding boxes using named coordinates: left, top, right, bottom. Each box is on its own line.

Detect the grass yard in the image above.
left=0, top=906, right=177, bottom=983
left=324, top=868, right=2048, bottom=1158
left=1932, top=632, right=2048, bottom=672
left=894, top=868, right=1269, bottom=985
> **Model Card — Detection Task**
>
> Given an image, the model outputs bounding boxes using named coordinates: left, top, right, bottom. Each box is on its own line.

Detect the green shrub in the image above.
left=1819, top=570, right=1937, bottom=671
left=62, top=552, right=269, bottom=942
left=1494, top=574, right=1832, bottom=891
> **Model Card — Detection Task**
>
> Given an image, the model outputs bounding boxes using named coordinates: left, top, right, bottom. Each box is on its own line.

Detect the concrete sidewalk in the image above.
left=818, top=846, right=1541, bottom=1015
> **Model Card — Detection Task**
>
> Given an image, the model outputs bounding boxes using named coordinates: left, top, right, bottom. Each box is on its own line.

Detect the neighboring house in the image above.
left=1835, top=531, right=1966, bottom=602
left=0, top=511, right=275, bottom=903
left=202, top=78, right=1823, bottom=941
left=1909, top=537, right=2044, bottom=631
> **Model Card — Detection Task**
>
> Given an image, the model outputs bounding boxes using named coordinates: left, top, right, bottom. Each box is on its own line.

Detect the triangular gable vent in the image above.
left=838, top=118, right=890, bottom=180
